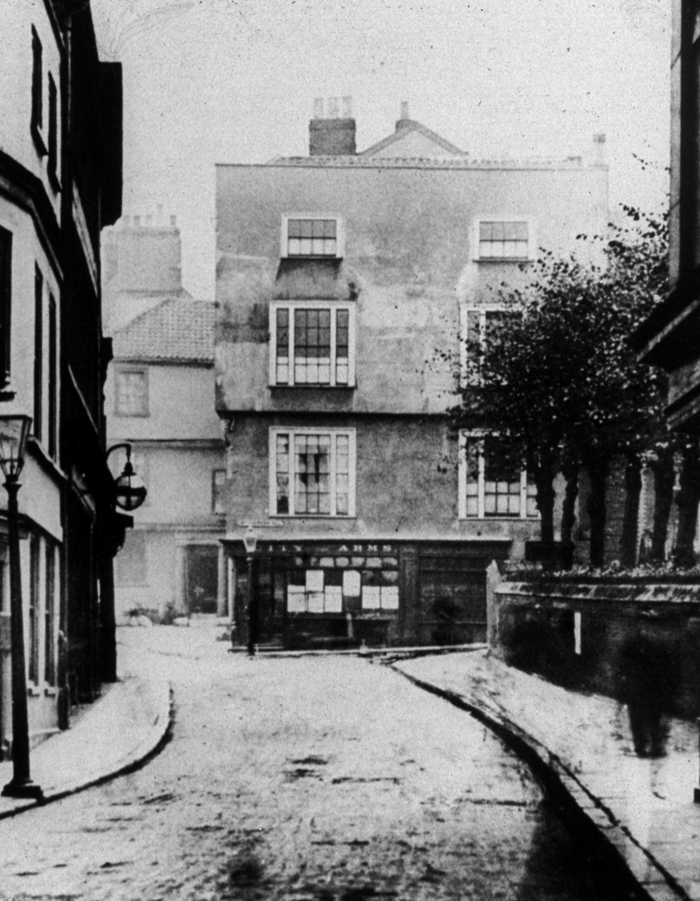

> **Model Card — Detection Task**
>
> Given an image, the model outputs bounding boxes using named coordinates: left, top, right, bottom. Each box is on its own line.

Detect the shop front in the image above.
left=224, top=537, right=510, bottom=650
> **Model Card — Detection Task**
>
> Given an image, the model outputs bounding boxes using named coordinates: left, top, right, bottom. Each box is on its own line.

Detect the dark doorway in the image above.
left=185, top=546, right=219, bottom=614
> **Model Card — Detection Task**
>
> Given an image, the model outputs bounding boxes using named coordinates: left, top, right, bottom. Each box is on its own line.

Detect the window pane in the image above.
left=286, top=219, right=338, bottom=256
left=116, top=370, right=147, bottom=415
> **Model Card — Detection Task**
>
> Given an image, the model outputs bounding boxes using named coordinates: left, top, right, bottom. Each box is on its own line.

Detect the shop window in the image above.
left=459, top=432, right=538, bottom=520
left=44, top=542, right=57, bottom=686
left=270, top=428, right=355, bottom=517
left=28, top=535, right=40, bottom=684
left=270, top=301, right=355, bottom=387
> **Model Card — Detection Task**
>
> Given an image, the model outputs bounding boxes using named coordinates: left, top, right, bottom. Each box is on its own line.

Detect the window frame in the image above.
left=212, top=468, right=226, bottom=515
left=269, top=299, right=356, bottom=387
left=114, top=366, right=149, bottom=417
left=269, top=426, right=356, bottom=518
left=0, top=228, right=11, bottom=391
left=280, top=213, right=345, bottom=259
left=458, top=431, right=538, bottom=521
left=460, top=304, right=515, bottom=386
left=30, top=26, right=47, bottom=157
left=47, top=72, right=60, bottom=193
left=472, top=217, right=535, bottom=262
left=33, top=266, right=43, bottom=443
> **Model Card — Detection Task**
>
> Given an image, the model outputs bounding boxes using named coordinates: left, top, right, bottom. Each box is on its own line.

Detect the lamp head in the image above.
left=243, top=525, right=259, bottom=555
left=0, top=415, right=32, bottom=480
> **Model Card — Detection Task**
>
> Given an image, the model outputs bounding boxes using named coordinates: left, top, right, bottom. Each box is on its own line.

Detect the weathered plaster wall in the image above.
left=225, top=413, right=544, bottom=548
left=215, top=162, right=608, bottom=417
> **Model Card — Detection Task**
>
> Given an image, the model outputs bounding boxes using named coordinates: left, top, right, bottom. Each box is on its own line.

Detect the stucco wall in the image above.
left=215, top=161, right=608, bottom=417
left=226, top=413, right=545, bottom=549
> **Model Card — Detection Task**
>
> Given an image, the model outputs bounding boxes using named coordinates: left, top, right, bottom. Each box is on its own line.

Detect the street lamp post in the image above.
left=101, top=443, right=148, bottom=683
left=243, top=526, right=259, bottom=656
left=0, top=414, right=43, bottom=800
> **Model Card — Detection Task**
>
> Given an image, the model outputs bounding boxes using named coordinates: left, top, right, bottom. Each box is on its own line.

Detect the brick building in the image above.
left=215, top=101, right=608, bottom=648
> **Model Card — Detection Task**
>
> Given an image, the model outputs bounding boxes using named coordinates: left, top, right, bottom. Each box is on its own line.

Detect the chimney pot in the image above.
left=170, top=215, right=177, bottom=227
left=328, top=97, right=340, bottom=118
left=400, top=101, right=409, bottom=120
left=313, top=97, right=324, bottom=118
left=342, top=95, right=353, bottom=118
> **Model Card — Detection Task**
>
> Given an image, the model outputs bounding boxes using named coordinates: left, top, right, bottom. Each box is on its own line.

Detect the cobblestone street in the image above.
left=0, top=627, right=641, bottom=900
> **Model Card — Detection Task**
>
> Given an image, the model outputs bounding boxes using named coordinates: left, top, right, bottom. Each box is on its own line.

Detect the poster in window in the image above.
left=308, top=591, right=325, bottom=613
left=287, top=586, right=306, bottom=613
left=324, top=585, right=343, bottom=613
left=380, top=586, right=399, bottom=610
left=362, top=586, right=381, bottom=610
left=306, top=569, right=324, bottom=592
left=343, top=570, right=361, bottom=597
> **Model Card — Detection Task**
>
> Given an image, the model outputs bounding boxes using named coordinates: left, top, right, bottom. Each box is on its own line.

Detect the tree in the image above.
left=450, top=207, right=669, bottom=564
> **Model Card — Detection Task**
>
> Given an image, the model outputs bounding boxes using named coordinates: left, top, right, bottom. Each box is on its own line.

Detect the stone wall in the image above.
left=487, top=570, right=700, bottom=718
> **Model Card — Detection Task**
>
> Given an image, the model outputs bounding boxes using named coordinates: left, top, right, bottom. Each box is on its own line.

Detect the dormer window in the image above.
left=474, top=218, right=534, bottom=261
left=281, top=215, right=344, bottom=258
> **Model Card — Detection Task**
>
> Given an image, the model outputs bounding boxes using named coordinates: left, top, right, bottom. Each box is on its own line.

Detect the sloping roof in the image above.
left=359, top=119, right=467, bottom=158
left=113, top=298, right=215, bottom=363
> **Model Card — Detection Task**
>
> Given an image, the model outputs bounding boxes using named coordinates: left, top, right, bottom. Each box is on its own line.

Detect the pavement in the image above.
left=0, top=624, right=697, bottom=901
left=0, top=628, right=172, bottom=819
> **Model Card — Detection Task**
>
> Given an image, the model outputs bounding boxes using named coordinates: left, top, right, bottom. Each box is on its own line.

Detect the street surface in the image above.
left=0, top=626, right=642, bottom=900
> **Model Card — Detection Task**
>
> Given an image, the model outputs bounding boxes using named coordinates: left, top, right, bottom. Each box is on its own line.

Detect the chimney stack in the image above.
left=593, top=133, right=606, bottom=165
left=396, top=100, right=411, bottom=132
left=309, top=95, right=356, bottom=156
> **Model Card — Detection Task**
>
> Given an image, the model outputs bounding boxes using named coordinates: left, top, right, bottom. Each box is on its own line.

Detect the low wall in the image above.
left=487, top=569, right=700, bottom=718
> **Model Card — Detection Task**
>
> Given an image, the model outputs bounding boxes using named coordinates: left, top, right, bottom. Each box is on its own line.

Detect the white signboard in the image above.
left=380, top=586, right=399, bottom=610
left=324, top=586, right=343, bottom=613
left=287, top=586, right=306, bottom=613
left=307, top=591, right=325, bottom=614
left=306, top=570, right=324, bottom=592
left=343, top=570, right=361, bottom=597
left=362, top=586, right=381, bottom=610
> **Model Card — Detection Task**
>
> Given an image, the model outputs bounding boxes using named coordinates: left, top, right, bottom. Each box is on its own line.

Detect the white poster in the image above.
left=362, top=586, right=381, bottom=610
left=324, top=586, right=343, bottom=613
left=307, top=591, right=325, bottom=613
left=306, top=569, right=324, bottom=592
left=380, top=586, right=399, bottom=610
left=343, top=570, right=361, bottom=597
left=287, top=586, right=306, bottom=613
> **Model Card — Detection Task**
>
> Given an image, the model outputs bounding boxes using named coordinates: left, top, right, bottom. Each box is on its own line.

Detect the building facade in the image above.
left=0, top=0, right=123, bottom=748
left=632, top=0, right=700, bottom=431
left=216, top=102, right=608, bottom=648
left=104, top=218, right=227, bottom=622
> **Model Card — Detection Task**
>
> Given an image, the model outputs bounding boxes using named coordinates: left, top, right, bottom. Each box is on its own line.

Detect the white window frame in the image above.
left=460, top=304, right=511, bottom=386
left=114, top=366, right=149, bottom=417
left=269, top=300, right=356, bottom=387
left=280, top=213, right=345, bottom=259
left=458, top=431, right=538, bottom=520
left=472, top=217, right=536, bottom=262
left=269, top=427, right=356, bottom=518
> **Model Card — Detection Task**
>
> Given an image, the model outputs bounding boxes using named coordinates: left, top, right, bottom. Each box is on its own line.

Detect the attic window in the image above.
left=476, top=219, right=532, bottom=260
left=281, top=215, right=343, bottom=258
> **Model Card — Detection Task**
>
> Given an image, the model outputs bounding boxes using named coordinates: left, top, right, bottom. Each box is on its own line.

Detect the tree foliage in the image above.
left=451, top=207, right=670, bottom=560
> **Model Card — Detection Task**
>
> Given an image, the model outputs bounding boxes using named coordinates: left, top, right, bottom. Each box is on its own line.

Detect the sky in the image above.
left=90, top=0, right=672, bottom=300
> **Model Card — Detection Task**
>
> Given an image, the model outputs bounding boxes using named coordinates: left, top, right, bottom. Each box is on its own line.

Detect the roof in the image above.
left=263, top=155, right=590, bottom=171
left=360, top=119, right=466, bottom=158
left=113, top=298, right=215, bottom=363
